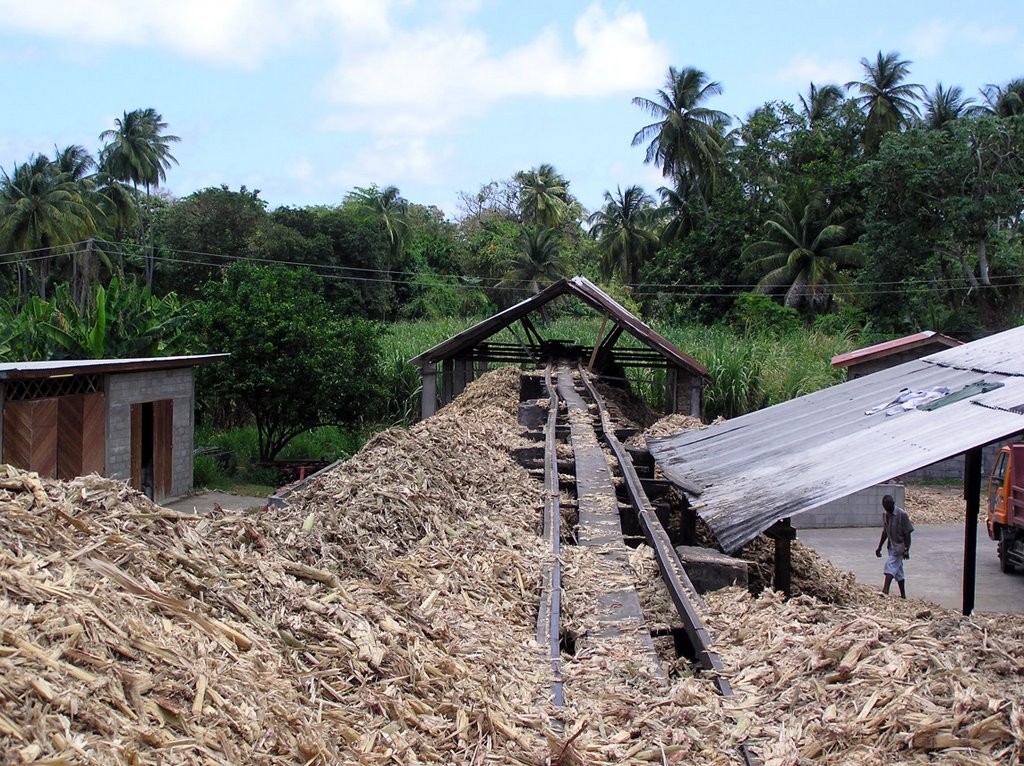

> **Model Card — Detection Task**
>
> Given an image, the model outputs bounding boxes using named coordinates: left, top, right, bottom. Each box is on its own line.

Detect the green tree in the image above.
left=99, top=108, right=180, bottom=286
left=192, top=262, right=387, bottom=461
left=588, top=185, right=659, bottom=285
left=742, top=186, right=863, bottom=317
left=923, top=83, right=977, bottom=129
left=799, top=82, right=845, bottom=127
left=981, top=78, right=1024, bottom=117
left=514, top=164, right=572, bottom=228
left=346, top=184, right=410, bottom=270
left=632, top=66, right=730, bottom=207
left=501, top=227, right=566, bottom=302
left=0, top=152, right=96, bottom=301
left=845, top=51, right=925, bottom=153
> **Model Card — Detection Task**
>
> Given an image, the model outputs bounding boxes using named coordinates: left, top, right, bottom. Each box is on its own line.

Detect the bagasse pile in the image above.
left=705, top=587, right=1024, bottom=765
left=0, top=367, right=558, bottom=764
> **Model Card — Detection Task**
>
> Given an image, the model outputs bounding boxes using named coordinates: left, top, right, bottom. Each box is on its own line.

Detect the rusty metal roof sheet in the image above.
left=0, top=354, right=228, bottom=380
left=409, top=276, right=709, bottom=378
left=649, top=326, right=1024, bottom=553
left=831, top=330, right=962, bottom=368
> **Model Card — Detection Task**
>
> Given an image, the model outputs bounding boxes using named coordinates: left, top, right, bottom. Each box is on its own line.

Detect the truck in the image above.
left=986, top=443, right=1024, bottom=573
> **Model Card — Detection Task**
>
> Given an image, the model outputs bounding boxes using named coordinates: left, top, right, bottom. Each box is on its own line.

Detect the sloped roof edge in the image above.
left=409, top=276, right=709, bottom=378
left=831, top=330, right=962, bottom=369
left=0, top=354, right=229, bottom=380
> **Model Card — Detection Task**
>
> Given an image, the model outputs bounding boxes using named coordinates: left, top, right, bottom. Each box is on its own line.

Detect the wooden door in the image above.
left=2, top=398, right=58, bottom=478
left=130, top=399, right=173, bottom=500
left=56, top=394, right=105, bottom=479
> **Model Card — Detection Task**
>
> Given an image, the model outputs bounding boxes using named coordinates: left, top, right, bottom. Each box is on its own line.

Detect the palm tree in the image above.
left=980, top=78, right=1024, bottom=117
left=656, top=184, right=700, bottom=246
left=799, top=82, right=845, bottom=127
left=923, top=82, right=977, bottom=129
left=632, top=66, right=730, bottom=208
left=845, top=51, right=925, bottom=153
left=587, top=185, right=659, bottom=285
left=742, top=187, right=863, bottom=317
left=0, top=153, right=96, bottom=301
left=515, top=164, right=572, bottom=228
left=348, top=184, right=410, bottom=270
left=99, top=108, right=180, bottom=285
left=500, top=227, right=566, bottom=320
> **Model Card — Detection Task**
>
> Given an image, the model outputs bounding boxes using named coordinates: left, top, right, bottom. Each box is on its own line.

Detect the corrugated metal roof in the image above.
left=409, top=276, right=709, bottom=378
left=831, top=330, right=962, bottom=368
left=0, top=354, right=228, bottom=380
left=649, top=326, right=1024, bottom=553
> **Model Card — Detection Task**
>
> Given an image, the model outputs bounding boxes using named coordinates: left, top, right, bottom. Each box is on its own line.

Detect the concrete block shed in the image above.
left=0, top=355, right=226, bottom=502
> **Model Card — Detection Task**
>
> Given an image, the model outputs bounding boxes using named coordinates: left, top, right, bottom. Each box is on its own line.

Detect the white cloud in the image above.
left=319, top=3, right=669, bottom=137
left=771, top=54, right=859, bottom=90
left=907, top=18, right=1017, bottom=61
left=329, top=137, right=452, bottom=189
left=0, top=0, right=396, bottom=66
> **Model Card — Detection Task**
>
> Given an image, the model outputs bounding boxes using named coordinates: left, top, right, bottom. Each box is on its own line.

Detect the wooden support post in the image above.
left=665, top=367, right=678, bottom=413
left=681, top=504, right=697, bottom=547
left=420, top=363, right=436, bottom=420
left=588, top=316, right=608, bottom=372
left=766, top=518, right=795, bottom=597
left=441, top=358, right=455, bottom=407
left=963, top=446, right=982, bottom=616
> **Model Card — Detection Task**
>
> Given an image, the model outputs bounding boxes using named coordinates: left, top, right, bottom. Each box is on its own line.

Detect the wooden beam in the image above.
left=771, top=518, right=793, bottom=597
left=587, top=316, right=608, bottom=372
left=420, top=363, right=436, bottom=420
left=962, top=447, right=982, bottom=616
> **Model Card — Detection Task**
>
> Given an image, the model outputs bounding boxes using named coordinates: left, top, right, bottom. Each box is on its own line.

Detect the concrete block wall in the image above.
left=792, top=483, right=905, bottom=529
left=105, top=367, right=195, bottom=498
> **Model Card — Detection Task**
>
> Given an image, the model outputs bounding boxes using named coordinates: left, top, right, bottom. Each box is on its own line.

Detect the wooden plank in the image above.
left=154, top=400, right=173, bottom=500
left=130, top=403, right=142, bottom=490
left=81, top=393, right=105, bottom=475
left=31, top=399, right=58, bottom=479
left=57, top=395, right=84, bottom=480
left=2, top=399, right=33, bottom=468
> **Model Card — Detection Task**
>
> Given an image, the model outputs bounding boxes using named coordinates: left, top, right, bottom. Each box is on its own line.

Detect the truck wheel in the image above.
left=1000, top=528, right=1016, bottom=574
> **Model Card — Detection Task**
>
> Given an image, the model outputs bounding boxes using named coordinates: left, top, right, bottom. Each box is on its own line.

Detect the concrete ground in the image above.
left=162, top=491, right=268, bottom=515
left=798, top=524, right=1024, bottom=614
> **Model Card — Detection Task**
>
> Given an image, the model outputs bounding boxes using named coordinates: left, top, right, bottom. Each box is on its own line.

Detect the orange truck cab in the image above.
left=986, top=443, right=1024, bottom=573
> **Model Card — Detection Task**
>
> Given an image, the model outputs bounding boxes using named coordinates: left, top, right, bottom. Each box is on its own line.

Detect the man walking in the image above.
left=875, top=494, right=914, bottom=598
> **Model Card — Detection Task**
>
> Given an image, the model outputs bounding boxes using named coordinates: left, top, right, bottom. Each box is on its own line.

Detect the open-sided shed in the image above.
left=0, top=355, right=226, bottom=501
left=409, top=276, right=710, bottom=419
left=648, top=325, right=1024, bottom=613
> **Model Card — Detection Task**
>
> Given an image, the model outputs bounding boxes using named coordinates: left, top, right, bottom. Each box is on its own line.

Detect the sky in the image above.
left=1, top=1, right=1022, bottom=220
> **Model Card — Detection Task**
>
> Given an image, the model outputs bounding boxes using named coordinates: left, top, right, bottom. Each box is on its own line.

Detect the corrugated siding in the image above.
left=649, top=325, right=1024, bottom=553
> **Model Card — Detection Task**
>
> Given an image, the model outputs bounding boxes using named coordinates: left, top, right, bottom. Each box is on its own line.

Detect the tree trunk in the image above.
left=976, top=236, right=991, bottom=287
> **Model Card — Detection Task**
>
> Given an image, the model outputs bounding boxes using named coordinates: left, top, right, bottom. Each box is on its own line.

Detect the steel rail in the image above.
left=579, top=367, right=758, bottom=765
left=534, top=363, right=564, bottom=714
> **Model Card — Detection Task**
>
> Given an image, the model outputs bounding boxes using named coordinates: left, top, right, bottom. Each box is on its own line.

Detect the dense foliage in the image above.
left=189, top=262, right=387, bottom=461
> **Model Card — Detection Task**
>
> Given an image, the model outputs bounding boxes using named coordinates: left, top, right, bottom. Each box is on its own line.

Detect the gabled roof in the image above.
left=649, top=326, right=1024, bottom=553
left=0, top=354, right=228, bottom=380
left=831, top=330, right=962, bottom=369
left=409, top=276, right=709, bottom=378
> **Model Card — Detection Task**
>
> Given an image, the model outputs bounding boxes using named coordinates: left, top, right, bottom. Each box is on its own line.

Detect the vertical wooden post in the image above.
left=963, top=446, right=982, bottom=616
left=588, top=316, right=608, bottom=372
left=441, top=359, right=454, bottom=407
left=420, top=363, right=436, bottom=420
left=774, top=518, right=793, bottom=597
left=665, top=368, right=678, bottom=413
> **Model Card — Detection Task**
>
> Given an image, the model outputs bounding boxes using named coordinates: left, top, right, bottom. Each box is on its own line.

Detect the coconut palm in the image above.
left=980, top=78, right=1024, bottom=117
left=348, top=184, right=410, bottom=269
left=742, top=187, right=863, bottom=317
left=923, top=83, right=977, bottom=129
left=845, top=51, right=925, bottom=152
left=799, top=82, right=845, bottom=127
left=587, top=185, right=659, bottom=285
left=632, top=66, right=730, bottom=207
left=0, top=153, right=96, bottom=301
left=500, top=227, right=566, bottom=320
left=99, top=108, right=180, bottom=285
left=515, top=164, right=574, bottom=229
